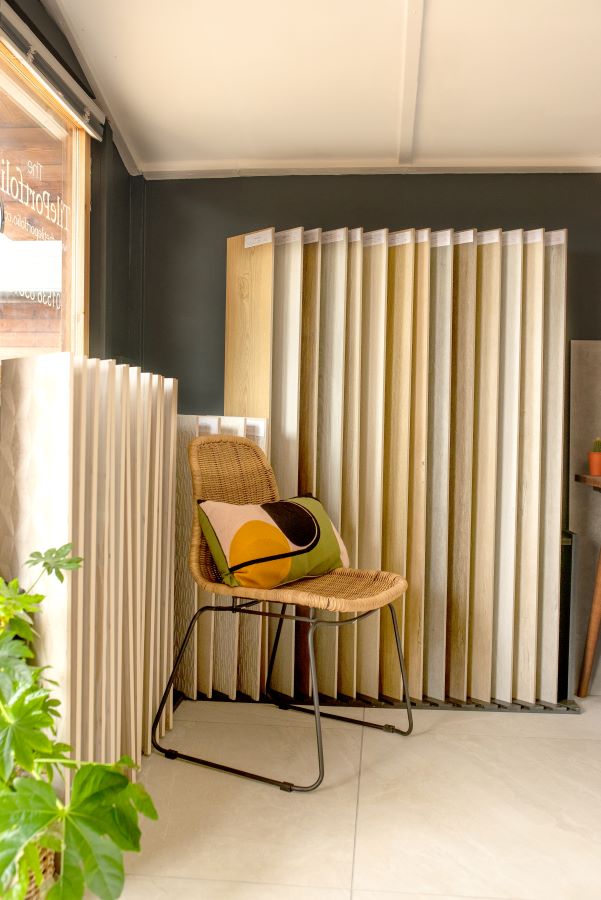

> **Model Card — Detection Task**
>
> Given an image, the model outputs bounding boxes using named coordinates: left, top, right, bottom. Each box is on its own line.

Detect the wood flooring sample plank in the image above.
left=446, top=231, right=477, bottom=703
left=469, top=231, right=502, bottom=703
left=357, top=229, right=388, bottom=699
left=224, top=228, right=275, bottom=420
left=405, top=230, right=430, bottom=701
left=423, top=230, right=453, bottom=702
left=298, top=229, right=322, bottom=497
left=514, top=230, right=545, bottom=704
left=272, top=228, right=303, bottom=498
left=492, top=231, right=523, bottom=704
left=381, top=229, right=415, bottom=700
left=537, top=230, right=567, bottom=703
left=339, top=227, right=363, bottom=698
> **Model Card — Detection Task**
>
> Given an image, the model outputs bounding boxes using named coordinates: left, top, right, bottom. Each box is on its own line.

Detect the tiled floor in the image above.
left=123, top=697, right=601, bottom=900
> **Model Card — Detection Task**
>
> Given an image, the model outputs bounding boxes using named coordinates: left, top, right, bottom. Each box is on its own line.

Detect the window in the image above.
left=0, top=43, right=89, bottom=362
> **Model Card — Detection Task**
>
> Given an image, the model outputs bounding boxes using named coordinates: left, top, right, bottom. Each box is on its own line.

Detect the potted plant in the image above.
left=589, top=438, right=601, bottom=476
left=0, top=545, right=157, bottom=899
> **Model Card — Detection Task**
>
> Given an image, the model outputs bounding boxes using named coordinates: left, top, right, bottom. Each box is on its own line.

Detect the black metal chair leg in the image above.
left=388, top=603, right=414, bottom=736
left=265, top=603, right=288, bottom=697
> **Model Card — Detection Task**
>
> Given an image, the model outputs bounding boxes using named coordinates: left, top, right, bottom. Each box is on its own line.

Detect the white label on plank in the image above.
left=544, top=230, right=567, bottom=246
left=363, top=229, right=386, bottom=246
left=303, top=228, right=320, bottom=244
left=502, top=230, right=522, bottom=245
left=477, top=229, right=501, bottom=245
left=524, top=228, right=544, bottom=244
left=244, top=229, right=272, bottom=248
left=349, top=228, right=362, bottom=242
left=388, top=230, right=413, bottom=246
left=275, top=228, right=302, bottom=245
left=431, top=229, right=452, bottom=247
left=322, top=228, right=346, bottom=244
left=416, top=228, right=430, bottom=243
left=453, top=230, right=475, bottom=244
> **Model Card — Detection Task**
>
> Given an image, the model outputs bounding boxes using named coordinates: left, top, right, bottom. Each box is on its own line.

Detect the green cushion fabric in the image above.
left=197, top=495, right=349, bottom=589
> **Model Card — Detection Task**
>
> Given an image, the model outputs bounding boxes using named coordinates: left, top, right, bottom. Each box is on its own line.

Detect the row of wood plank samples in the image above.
left=0, top=352, right=177, bottom=769
left=223, top=226, right=567, bottom=707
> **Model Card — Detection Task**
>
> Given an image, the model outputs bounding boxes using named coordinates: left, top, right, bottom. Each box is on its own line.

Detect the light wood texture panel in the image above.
left=196, top=416, right=219, bottom=696
left=272, top=228, right=303, bottom=498
left=537, top=231, right=567, bottom=703
left=161, top=380, right=177, bottom=729
left=339, top=228, right=363, bottom=698
left=174, top=416, right=200, bottom=698
left=469, top=232, right=502, bottom=702
left=314, top=228, right=348, bottom=698
left=224, top=229, right=275, bottom=420
left=423, top=230, right=453, bottom=701
left=446, top=231, right=477, bottom=702
left=82, top=359, right=100, bottom=759
left=405, top=230, right=430, bottom=701
left=137, top=374, right=153, bottom=744
left=492, top=231, right=523, bottom=703
left=120, top=367, right=137, bottom=765
left=299, top=230, right=322, bottom=496
left=70, top=358, right=87, bottom=760
left=112, top=366, right=128, bottom=755
left=381, top=229, right=415, bottom=700
left=357, top=229, right=388, bottom=699
left=128, top=367, right=144, bottom=767
left=514, top=230, right=545, bottom=704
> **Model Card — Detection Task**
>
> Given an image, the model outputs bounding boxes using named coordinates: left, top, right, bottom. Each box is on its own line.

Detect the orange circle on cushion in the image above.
left=230, top=520, right=291, bottom=588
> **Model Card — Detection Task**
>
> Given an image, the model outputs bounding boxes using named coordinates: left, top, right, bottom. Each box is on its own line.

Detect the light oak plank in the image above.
left=423, top=230, right=453, bottom=701
left=196, top=416, right=220, bottom=696
left=272, top=228, right=303, bottom=498
left=137, top=374, right=153, bottom=755
left=298, top=229, right=321, bottom=497
left=174, top=415, right=200, bottom=698
left=381, top=229, right=416, bottom=700
left=70, top=358, right=87, bottom=760
left=405, top=230, right=430, bottom=701
left=537, top=230, right=567, bottom=703
left=357, top=229, right=388, bottom=699
left=493, top=232, right=523, bottom=704
left=82, top=360, right=100, bottom=760
left=161, top=380, right=178, bottom=730
left=127, top=367, right=144, bottom=767
left=339, top=228, right=363, bottom=698
left=469, top=232, right=502, bottom=702
left=113, top=366, right=129, bottom=756
left=446, top=231, right=477, bottom=702
left=514, top=230, right=545, bottom=704
left=224, top=229, right=275, bottom=421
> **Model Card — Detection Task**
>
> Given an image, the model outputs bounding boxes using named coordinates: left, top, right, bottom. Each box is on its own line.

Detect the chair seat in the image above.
left=209, top=567, right=408, bottom=614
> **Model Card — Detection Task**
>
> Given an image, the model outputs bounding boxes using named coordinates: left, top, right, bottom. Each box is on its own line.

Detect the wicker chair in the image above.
left=152, top=435, right=413, bottom=791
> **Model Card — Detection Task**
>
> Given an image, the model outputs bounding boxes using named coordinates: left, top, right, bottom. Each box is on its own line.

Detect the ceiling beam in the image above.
left=396, top=0, right=424, bottom=164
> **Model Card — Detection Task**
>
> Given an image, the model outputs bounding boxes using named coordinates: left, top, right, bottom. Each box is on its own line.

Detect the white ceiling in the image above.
left=43, top=0, right=601, bottom=177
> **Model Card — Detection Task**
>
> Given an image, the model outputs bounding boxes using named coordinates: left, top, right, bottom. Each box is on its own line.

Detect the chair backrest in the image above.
left=188, top=434, right=280, bottom=588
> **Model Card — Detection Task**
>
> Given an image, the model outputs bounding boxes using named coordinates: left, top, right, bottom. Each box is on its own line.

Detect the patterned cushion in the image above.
left=197, top=495, right=349, bottom=589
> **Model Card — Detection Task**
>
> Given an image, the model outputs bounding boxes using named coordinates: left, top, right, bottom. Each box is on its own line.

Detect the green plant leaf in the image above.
left=124, top=781, right=158, bottom=821
left=0, top=779, right=59, bottom=892
left=66, top=819, right=123, bottom=900
left=0, top=685, right=55, bottom=779
left=46, top=844, right=84, bottom=900
left=22, top=841, right=42, bottom=887
left=25, top=546, right=83, bottom=582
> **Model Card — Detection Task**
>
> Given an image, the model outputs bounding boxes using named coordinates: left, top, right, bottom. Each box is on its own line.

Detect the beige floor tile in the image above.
left=364, top=696, right=600, bottom=741
left=353, top=728, right=601, bottom=899
left=128, top=719, right=362, bottom=889
left=176, top=700, right=365, bottom=730
left=352, top=892, right=511, bottom=900
left=121, top=874, right=351, bottom=899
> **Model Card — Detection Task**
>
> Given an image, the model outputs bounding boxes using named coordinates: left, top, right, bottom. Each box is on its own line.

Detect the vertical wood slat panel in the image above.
left=113, top=366, right=128, bottom=755
left=138, top=374, right=153, bottom=750
left=492, top=231, right=523, bottom=703
left=196, top=416, right=220, bottom=696
left=161, top=380, right=178, bottom=730
left=71, top=358, right=87, bottom=760
left=357, top=229, right=388, bottom=699
left=423, top=230, right=453, bottom=701
left=298, top=229, right=322, bottom=497
left=224, top=229, right=275, bottom=422
left=83, top=359, right=100, bottom=760
left=174, top=416, right=200, bottom=698
left=405, top=230, right=430, bottom=700
left=514, top=229, right=545, bottom=704
left=128, top=367, right=144, bottom=767
left=381, top=229, right=415, bottom=700
left=96, top=360, right=115, bottom=760
left=446, top=231, right=477, bottom=702
left=339, top=227, right=363, bottom=698
left=469, top=231, right=502, bottom=702
left=313, top=228, right=348, bottom=699
left=537, top=230, right=567, bottom=703
left=272, top=228, right=303, bottom=497
left=121, top=367, right=136, bottom=764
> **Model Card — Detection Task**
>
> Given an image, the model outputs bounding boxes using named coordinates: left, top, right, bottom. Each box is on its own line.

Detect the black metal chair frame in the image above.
left=152, top=599, right=413, bottom=792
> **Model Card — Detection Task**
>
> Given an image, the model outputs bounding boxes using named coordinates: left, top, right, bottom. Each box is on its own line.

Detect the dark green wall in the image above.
left=142, top=173, right=601, bottom=414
